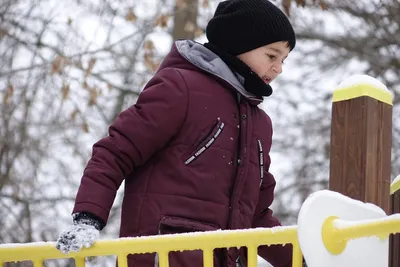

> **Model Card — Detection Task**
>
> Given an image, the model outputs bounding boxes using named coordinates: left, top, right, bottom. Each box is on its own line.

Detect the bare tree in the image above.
left=172, top=0, right=199, bottom=40
left=268, top=0, right=400, bottom=223
left=0, top=0, right=173, bottom=265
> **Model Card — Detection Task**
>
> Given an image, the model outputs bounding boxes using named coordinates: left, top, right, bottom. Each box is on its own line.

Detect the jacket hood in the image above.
left=163, top=40, right=263, bottom=105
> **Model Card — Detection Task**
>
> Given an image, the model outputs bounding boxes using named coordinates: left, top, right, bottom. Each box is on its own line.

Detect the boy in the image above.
left=56, top=0, right=298, bottom=266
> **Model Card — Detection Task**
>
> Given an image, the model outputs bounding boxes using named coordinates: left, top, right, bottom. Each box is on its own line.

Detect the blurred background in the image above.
left=0, top=0, right=399, bottom=266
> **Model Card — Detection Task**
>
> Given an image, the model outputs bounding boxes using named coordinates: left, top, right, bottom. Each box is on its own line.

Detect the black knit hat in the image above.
left=206, top=0, right=296, bottom=56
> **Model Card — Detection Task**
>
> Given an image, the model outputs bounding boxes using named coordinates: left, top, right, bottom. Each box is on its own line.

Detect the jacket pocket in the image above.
left=257, top=139, right=264, bottom=187
left=184, top=118, right=225, bottom=165
left=158, top=216, right=219, bottom=234
left=157, top=216, right=221, bottom=267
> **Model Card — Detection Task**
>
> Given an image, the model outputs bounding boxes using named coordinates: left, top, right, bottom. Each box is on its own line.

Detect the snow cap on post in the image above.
left=333, top=74, right=393, bottom=105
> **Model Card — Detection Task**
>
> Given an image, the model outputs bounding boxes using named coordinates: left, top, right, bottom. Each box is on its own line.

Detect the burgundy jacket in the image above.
left=73, top=40, right=292, bottom=267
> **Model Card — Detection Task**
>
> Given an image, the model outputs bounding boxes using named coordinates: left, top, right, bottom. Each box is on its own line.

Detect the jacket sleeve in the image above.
left=72, top=68, right=188, bottom=225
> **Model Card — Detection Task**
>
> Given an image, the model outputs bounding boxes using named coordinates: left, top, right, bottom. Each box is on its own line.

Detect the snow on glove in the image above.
left=56, top=212, right=104, bottom=254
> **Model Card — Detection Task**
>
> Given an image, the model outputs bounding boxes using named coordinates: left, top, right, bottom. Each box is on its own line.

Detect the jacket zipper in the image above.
left=227, top=95, right=244, bottom=266
left=228, top=93, right=242, bottom=212
left=234, top=140, right=263, bottom=266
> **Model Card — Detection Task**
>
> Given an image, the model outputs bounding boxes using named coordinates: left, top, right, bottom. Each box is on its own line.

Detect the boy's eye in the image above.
left=267, top=54, right=276, bottom=60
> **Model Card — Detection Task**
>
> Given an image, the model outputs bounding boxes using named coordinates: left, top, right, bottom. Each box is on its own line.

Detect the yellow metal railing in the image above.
left=391, top=175, right=400, bottom=195
left=1, top=180, right=399, bottom=266
left=322, top=214, right=400, bottom=255
left=321, top=179, right=400, bottom=256
left=0, top=226, right=303, bottom=267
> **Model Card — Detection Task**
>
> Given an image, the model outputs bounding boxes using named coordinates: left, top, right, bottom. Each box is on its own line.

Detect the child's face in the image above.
left=237, top=41, right=290, bottom=84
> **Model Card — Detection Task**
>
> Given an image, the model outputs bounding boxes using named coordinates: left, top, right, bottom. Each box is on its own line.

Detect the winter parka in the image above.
left=72, top=40, right=292, bottom=267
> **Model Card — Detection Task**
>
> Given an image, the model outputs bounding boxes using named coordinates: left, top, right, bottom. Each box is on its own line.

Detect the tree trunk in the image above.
left=172, top=0, right=199, bottom=41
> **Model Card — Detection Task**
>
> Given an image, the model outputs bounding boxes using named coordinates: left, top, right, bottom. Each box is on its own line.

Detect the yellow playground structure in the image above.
left=0, top=179, right=399, bottom=267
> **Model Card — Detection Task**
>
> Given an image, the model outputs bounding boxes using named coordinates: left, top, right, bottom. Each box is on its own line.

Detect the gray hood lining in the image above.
left=175, top=40, right=261, bottom=103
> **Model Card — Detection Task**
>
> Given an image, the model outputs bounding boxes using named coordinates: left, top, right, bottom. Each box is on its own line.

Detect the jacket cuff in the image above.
left=72, top=211, right=106, bottom=231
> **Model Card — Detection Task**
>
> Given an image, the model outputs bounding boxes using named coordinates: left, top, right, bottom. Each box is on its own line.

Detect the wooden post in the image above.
left=329, top=77, right=392, bottom=212
left=390, top=177, right=400, bottom=267
left=328, top=76, right=394, bottom=263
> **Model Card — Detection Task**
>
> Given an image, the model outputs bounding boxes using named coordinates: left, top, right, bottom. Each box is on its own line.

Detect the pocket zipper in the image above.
left=185, top=120, right=225, bottom=165
left=257, top=139, right=264, bottom=187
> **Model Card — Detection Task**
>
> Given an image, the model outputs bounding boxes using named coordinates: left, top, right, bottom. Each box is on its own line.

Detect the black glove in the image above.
left=56, top=212, right=105, bottom=254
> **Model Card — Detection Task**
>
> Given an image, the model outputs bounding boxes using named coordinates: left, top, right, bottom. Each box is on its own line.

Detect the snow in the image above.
left=336, top=74, right=390, bottom=92
left=114, top=225, right=297, bottom=241
left=0, top=241, right=56, bottom=249
left=297, top=190, right=388, bottom=267
left=56, top=224, right=100, bottom=254
left=0, top=226, right=296, bottom=249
